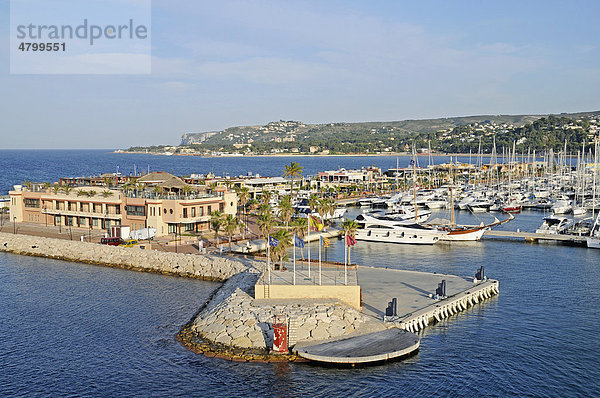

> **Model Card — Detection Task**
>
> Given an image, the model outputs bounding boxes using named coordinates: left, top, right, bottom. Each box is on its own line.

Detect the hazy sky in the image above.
left=1, top=0, right=600, bottom=149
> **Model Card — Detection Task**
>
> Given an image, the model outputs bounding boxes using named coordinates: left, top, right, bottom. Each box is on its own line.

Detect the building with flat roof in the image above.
left=9, top=173, right=237, bottom=237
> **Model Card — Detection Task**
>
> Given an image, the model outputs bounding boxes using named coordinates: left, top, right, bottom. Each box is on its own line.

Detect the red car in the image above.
left=100, top=237, right=124, bottom=246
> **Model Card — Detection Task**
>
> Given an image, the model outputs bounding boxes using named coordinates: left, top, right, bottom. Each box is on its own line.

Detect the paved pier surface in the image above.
left=484, top=230, right=586, bottom=244
left=358, top=267, right=473, bottom=319
left=295, top=328, right=419, bottom=364
left=266, top=264, right=358, bottom=286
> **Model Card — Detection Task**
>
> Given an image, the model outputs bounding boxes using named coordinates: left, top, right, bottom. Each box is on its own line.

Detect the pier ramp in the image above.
left=295, top=328, right=419, bottom=364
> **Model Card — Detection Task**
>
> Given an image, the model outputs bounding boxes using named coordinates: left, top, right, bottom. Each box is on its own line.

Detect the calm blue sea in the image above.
left=1, top=150, right=599, bottom=397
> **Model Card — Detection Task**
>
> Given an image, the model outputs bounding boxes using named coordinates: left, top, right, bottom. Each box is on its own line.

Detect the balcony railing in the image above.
left=41, top=208, right=122, bottom=220
left=123, top=191, right=222, bottom=201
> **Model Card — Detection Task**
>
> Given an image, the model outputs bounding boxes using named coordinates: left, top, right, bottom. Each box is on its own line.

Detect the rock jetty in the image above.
left=0, top=232, right=249, bottom=281
left=189, top=269, right=386, bottom=353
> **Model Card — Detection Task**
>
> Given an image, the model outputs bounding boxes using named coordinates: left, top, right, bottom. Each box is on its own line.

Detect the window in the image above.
left=169, top=209, right=173, bottom=214
left=55, top=201, right=60, bottom=210
left=24, top=199, right=40, bottom=208
left=199, top=207, right=204, bottom=216
left=168, top=224, right=176, bottom=234
left=93, top=218, right=99, bottom=227
left=184, top=223, right=194, bottom=232
left=125, top=205, right=146, bottom=217
left=219, top=203, right=224, bottom=212
left=191, top=207, right=196, bottom=217
left=183, top=208, right=188, bottom=218
left=207, top=206, right=211, bottom=215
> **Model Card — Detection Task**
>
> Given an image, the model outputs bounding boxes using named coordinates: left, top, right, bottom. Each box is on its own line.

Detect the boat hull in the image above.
left=587, top=237, right=600, bottom=249
left=356, top=229, right=442, bottom=245
left=439, top=228, right=486, bottom=241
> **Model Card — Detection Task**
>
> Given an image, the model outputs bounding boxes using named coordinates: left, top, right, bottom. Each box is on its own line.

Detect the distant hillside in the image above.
left=179, top=115, right=545, bottom=147
left=125, top=111, right=600, bottom=155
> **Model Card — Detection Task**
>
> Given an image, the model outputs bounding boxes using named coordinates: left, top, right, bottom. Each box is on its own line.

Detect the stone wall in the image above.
left=0, top=232, right=252, bottom=281
left=192, top=270, right=386, bottom=350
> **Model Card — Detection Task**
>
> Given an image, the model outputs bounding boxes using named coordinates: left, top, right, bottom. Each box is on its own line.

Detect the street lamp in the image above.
left=13, top=216, right=16, bottom=235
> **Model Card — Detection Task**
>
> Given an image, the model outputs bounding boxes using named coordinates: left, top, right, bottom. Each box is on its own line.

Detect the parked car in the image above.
left=100, top=237, right=123, bottom=246
left=120, top=239, right=138, bottom=248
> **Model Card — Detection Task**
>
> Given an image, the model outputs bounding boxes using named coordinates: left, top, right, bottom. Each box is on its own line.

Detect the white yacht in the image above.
left=551, top=199, right=572, bottom=215
left=295, top=206, right=346, bottom=220
left=535, top=216, right=573, bottom=234
left=355, top=214, right=446, bottom=245
left=382, top=204, right=431, bottom=223
left=467, top=199, right=493, bottom=212
left=586, top=214, right=600, bottom=249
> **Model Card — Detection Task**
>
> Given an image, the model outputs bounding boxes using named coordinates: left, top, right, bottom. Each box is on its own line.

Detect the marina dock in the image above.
left=484, top=230, right=587, bottom=245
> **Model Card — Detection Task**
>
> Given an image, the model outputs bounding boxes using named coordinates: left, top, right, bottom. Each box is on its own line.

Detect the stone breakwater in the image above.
left=189, top=269, right=386, bottom=355
left=0, top=232, right=250, bottom=281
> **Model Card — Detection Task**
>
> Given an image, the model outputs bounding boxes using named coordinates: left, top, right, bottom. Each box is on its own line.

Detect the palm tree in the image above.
left=340, top=218, right=359, bottom=265
left=258, top=203, right=271, bottom=217
left=182, top=184, right=194, bottom=197
left=270, top=228, right=292, bottom=267
left=278, top=195, right=294, bottom=229
left=62, top=186, right=72, bottom=196
left=235, top=186, right=250, bottom=214
left=210, top=210, right=224, bottom=248
left=234, top=186, right=250, bottom=235
left=308, top=193, right=320, bottom=212
left=87, top=190, right=97, bottom=197
left=320, top=198, right=336, bottom=224
left=260, top=190, right=273, bottom=205
left=222, top=214, right=243, bottom=251
left=256, top=212, right=274, bottom=241
left=77, top=189, right=87, bottom=197
left=102, top=190, right=113, bottom=198
left=51, top=184, right=61, bottom=195
left=283, top=161, right=303, bottom=198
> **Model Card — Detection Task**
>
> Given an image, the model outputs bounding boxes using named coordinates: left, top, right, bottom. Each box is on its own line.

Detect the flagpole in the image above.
left=293, top=235, right=296, bottom=285
left=318, top=236, right=322, bottom=285
left=344, top=233, right=347, bottom=285
left=307, top=218, right=310, bottom=278
left=267, top=234, right=271, bottom=284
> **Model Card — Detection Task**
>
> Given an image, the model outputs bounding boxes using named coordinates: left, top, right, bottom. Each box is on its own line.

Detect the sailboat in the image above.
left=429, top=157, right=514, bottom=241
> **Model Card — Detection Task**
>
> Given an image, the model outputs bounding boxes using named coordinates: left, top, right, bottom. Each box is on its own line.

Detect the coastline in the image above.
left=114, top=150, right=507, bottom=158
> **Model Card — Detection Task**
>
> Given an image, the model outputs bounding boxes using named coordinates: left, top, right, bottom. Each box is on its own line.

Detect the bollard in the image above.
left=273, top=315, right=288, bottom=354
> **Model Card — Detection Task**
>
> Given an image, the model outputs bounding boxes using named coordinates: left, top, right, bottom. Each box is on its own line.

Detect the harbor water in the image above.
left=1, top=150, right=599, bottom=396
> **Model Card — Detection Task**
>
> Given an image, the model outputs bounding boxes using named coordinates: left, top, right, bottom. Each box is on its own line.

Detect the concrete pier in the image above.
left=484, top=230, right=586, bottom=245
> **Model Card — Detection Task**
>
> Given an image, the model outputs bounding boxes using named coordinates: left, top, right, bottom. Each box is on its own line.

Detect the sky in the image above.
left=1, top=0, right=600, bottom=149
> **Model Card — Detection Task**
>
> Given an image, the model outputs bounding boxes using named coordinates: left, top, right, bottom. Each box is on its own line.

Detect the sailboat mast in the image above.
left=413, top=148, right=418, bottom=222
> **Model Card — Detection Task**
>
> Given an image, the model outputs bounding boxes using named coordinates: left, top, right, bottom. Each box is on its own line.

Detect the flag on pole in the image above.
left=309, top=215, right=324, bottom=231
left=346, top=235, right=357, bottom=246
left=268, top=236, right=279, bottom=247
left=294, top=235, right=305, bottom=248
left=321, top=237, right=330, bottom=247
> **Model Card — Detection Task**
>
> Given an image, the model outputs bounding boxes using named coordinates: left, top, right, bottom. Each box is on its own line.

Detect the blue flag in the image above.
left=294, top=235, right=305, bottom=248
left=268, top=236, right=279, bottom=247
left=409, top=159, right=415, bottom=166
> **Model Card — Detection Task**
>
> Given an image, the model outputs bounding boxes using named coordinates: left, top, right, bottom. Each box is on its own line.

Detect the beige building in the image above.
left=9, top=173, right=237, bottom=237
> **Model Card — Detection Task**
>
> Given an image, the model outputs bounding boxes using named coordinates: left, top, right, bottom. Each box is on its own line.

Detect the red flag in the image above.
left=346, top=235, right=356, bottom=246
